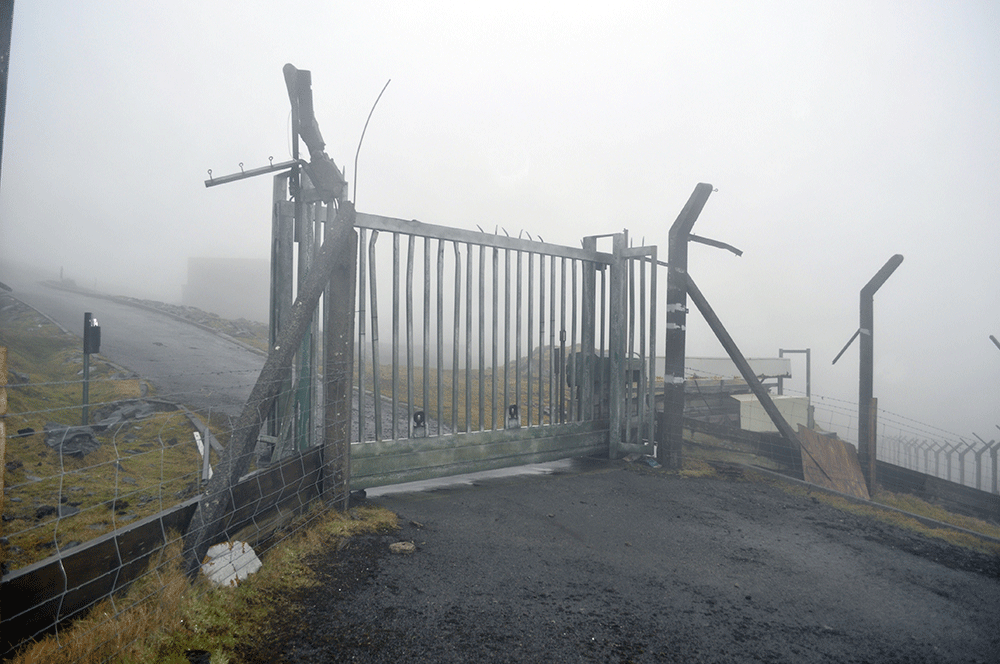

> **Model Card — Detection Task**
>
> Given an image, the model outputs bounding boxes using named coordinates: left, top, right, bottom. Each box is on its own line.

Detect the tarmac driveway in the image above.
left=262, top=460, right=999, bottom=663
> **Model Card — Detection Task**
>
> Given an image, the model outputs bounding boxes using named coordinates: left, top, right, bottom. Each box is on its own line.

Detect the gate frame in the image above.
left=347, top=213, right=659, bottom=489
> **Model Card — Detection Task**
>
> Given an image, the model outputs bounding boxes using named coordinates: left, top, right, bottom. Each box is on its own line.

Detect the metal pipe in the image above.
left=527, top=252, right=535, bottom=426
left=504, top=248, right=511, bottom=427
left=453, top=242, right=462, bottom=432
left=357, top=227, right=367, bottom=441
left=423, top=237, right=431, bottom=433
left=204, top=159, right=299, bottom=188
left=479, top=245, right=486, bottom=430
left=492, top=247, right=499, bottom=429
left=549, top=258, right=558, bottom=424
left=406, top=235, right=415, bottom=437
left=647, top=248, right=658, bottom=447
left=538, top=254, right=546, bottom=425
left=516, top=250, right=523, bottom=426
left=581, top=238, right=597, bottom=423
left=437, top=239, right=445, bottom=434
left=559, top=257, right=567, bottom=424
left=570, top=259, right=578, bottom=421
left=392, top=233, right=400, bottom=439
left=465, top=242, right=473, bottom=432
left=369, top=231, right=382, bottom=441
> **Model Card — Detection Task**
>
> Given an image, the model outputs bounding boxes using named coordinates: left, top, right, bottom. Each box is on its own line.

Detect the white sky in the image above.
left=1, top=1, right=998, bottom=442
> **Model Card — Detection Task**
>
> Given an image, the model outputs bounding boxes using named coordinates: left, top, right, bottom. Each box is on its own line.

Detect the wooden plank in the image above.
left=798, top=426, right=869, bottom=500
left=323, top=223, right=357, bottom=505
left=1, top=498, right=199, bottom=657
left=222, top=447, right=322, bottom=538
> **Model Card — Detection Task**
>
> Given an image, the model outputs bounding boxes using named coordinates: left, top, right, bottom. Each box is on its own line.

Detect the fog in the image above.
left=1, top=1, right=997, bottom=442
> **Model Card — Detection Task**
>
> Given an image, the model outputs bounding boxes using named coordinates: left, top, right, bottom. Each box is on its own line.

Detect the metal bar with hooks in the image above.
left=204, top=158, right=299, bottom=188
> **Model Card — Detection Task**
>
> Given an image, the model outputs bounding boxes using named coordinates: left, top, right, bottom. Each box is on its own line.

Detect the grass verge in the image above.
left=8, top=503, right=399, bottom=664
left=1, top=292, right=208, bottom=572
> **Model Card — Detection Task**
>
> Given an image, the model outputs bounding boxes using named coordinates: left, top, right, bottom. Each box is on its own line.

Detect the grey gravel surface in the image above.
left=257, top=460, right=1000, bottom=663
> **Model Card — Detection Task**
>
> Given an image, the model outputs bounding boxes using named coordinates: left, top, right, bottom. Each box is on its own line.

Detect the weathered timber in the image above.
left=183, top=201, right=357, bottom=574
left=323, top=205, right=357, bottom=509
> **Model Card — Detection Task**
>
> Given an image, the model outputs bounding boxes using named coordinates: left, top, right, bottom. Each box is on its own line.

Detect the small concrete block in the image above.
left=201, top=540, right=262, bottom=587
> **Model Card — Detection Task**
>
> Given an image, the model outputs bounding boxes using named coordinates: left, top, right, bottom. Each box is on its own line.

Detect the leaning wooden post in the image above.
left=323, top=201, right=357, bottom=510
left=183, top=202, right=357, bottom=574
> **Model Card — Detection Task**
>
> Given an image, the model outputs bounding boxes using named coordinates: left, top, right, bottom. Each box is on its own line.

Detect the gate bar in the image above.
left=356, top=213, right=613, bottom=264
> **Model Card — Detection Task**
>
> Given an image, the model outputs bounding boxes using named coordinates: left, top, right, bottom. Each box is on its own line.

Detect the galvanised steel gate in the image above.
left=349, top=212, right=659, bottom=489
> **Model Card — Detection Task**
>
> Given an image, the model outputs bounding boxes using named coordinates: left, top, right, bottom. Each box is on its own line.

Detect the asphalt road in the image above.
left=1, top=265, right=432, bottom=438
left=1, top=268, right=265, bottom=419
left=260, top=460, right=1000, bottom=664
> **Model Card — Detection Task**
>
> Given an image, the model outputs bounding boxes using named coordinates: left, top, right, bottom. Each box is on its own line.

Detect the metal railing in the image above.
left=351, top=214, right=659, bottom=462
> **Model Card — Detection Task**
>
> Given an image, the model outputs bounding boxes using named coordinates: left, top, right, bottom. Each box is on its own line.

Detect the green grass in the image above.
left=1, top=293, right=209, bottom=571
left=357, top=344, right=576, bottom=434
left=2, top=291, right=399, bottom=663
left=7, top=505, right=399, bottom=664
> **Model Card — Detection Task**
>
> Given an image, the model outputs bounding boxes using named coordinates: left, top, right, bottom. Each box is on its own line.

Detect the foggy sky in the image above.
left=1, top=1, right=997, bottom=442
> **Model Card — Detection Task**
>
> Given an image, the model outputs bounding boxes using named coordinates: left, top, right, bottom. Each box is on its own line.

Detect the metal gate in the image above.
left=349, top=213, right=659, bottom=489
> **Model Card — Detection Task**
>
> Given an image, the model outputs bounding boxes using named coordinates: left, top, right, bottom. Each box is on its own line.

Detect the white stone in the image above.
left=200, top=540, right=262, bottom=587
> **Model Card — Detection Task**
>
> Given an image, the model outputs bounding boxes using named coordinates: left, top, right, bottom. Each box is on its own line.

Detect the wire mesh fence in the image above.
left=4, top=244, right=998, bottom=660
left=0, top=369, right=346, bottom=659
left=0, top=285, right=351, bottom=660
left=668, top=364, right=1000, bottom=530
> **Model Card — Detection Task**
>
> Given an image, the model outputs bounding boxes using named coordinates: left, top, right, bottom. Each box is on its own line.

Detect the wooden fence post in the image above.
left=183, top=202, right=357, bottom=574
left=323, top=213, right=357, bottom=509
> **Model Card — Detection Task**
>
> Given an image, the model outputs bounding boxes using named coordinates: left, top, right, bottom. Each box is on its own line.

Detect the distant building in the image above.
left=181, top=257, right=269, bottom=323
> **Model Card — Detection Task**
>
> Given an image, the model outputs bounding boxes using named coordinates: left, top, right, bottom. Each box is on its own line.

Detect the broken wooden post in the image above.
left=183, top=202, right=356, bottom=574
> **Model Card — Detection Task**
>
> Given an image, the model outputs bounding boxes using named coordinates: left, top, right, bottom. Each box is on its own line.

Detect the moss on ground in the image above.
left=1, top=293, right=203, bottom=572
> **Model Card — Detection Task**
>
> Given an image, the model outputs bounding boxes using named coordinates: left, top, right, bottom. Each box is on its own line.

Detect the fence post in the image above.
left=1, top=347, right=6, bottom=595
left=858, top=254, right=903, bottom=495
left=183, top=202, right=357, bottom=574
left=323, top=208, right=357, bottom=509
left=992, top=444, right=999, bottom=495
left=660, top=183, right=714, bottom=468
left=972, top=434, right=995, bottom=492
left=608, top=232, right=627, bottom=458
left=863, top=398, right=877, bottom=495
left=581, top=237, right=597, bottom=422
left=268, top=173, right=294, bottom=456
left=957, top=441, right=970, bottom=487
